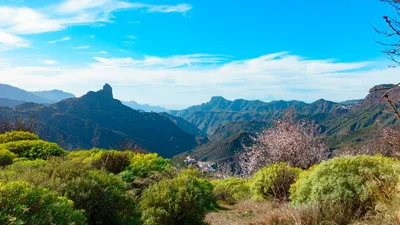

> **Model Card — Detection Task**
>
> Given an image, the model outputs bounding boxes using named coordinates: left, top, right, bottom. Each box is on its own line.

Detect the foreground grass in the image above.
left=206, top=200, right=400, bottom=225
left=205, top=201, right=294, bottom=225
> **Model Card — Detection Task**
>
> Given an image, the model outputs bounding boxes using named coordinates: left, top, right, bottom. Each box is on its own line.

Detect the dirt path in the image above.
left=205, top=201, right=286, bottom=225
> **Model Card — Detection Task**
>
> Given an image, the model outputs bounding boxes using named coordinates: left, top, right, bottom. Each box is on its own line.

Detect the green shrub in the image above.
left=0, top=149, right=17, bottom=167
left=89, top=150, right=134, bottom=174
left=68, top=149, right=135, bottom=174
left=249, top=162, right=302, bottom=201
left=140, top=171, right=214, bottom=225
left=212, top=177, right=250, bottom=204
left=0, top=159, right=140, bottom=225
left=290, top=155, right=400, bottom=223
left=0, top=140, right=66, bottom=160
left=0, top=181, right=87, bottom=225
left=121, top=153, right=175, bottom=180
left=0, top=131, right=39, bottom=144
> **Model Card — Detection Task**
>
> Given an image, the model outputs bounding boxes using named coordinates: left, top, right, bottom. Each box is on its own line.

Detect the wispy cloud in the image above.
left=73, top=45, right=90, bottom=50
left=1, top=52, right=395, bottom=108
left=126, top=35, right=136, bottom=40
left=0, top=1, right=192, bottom=49
left=129, top=3, right=192, bottom=13
left=49, top=36, right=71, bottom=44
left=127, top=21, right=140, bottom=24
left=0, top=29, right=29, bottom=50
left=89, top=35, right=95, bottom=39
left=40, top=59, right=57, bottom=65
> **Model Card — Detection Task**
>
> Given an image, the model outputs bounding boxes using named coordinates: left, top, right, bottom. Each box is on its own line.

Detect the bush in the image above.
left=0, top=140, right=66, bottom=160
left=0, top=131, right=39, bottom=144
left=140, top=171, right=214, bottom=225
left=249, top=163, right=302, bottom=201
left=121, top=153, right=174, bottom=180
left=120, top=153, right=176, bottom=193
left=0, top=149, right=17, bottom=167
left=0, top=181, right=87, bottom=225
left=211, top=177, right=250, bottom=204
left=290, top=155, right=400, bottom=224
left=0, top=159, right=140, bottom=225
left=69, top=149, right=134, bottom=174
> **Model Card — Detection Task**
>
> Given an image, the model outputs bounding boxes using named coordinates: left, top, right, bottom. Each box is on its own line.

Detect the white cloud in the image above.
left=0, top=52, right=397, bottom=108
left=41, top=59, right=58, bottom=65
left=89, top=35, right=95, bottom=39
left=99, top=50, right=108, bottom=54
left=57, top=0, right=113, bottom=14
left=0, top=6, right=65, bottom=34
left=0, top=29, right=29, bottom=50
left=49, top=36, right=71, bottom=44
left=0, top=1, right=192, bottom=50
left=73, top=45, right=90, bottom=49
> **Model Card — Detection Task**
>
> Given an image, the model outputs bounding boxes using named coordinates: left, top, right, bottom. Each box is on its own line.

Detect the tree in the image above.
left=374, top=0, right=400, bottom=119
left=238, top=112, right=329, bottom=177
left=338, top=127, right=400, bottom=158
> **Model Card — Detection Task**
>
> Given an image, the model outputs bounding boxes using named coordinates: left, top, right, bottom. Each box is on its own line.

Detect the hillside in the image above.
left=0, top=84, right=200, bottom=157
left=0, top=98, right=25, bottom=108
left=171, top=84, right=400, bottom=163
left=169, top=96, right=349, bottom=135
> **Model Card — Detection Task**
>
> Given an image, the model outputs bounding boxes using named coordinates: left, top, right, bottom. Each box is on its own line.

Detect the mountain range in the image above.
left=171, top=84, right=399, bottom=162
left=0, top=83, right=169, bottom=113
left=0, top=84, right=200, bottom=157
left=0, top=84, right=75, bottom=104
left=0, top=82, right=398, bottom=162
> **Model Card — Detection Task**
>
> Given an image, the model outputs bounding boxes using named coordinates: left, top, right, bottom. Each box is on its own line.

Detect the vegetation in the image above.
left=0, top=130, right=39, bottom=143
left=211, top=177, right=250, bottom=205
left=0, top=159, right=140, bottom=225
left=290, top=155, right=400, bottom=224
left=238, top=112, right=329, bottom=177
left=120, top=153, right=176, bottom=192
left=140, top=170, right=214, bottom=225
left=0, top=149, right=17, bottom=167
left=69, top=149, right=135, bottom=174
left=0, top=181, right=87, bottom=225
left=0, top=140, right=66, bottom=160
left=249, top=163, right=302, bottom=201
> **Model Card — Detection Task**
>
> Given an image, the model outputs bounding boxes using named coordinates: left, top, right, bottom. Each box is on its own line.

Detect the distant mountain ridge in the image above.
left=170, top=96, right=346, bottom=134
left=122, top=100, right=168, bottom=113
left=31, top=90, right=75, bottom=102
left=0, top=84, right=76, bottom=107
left=0, top=84, right=52, bottom=104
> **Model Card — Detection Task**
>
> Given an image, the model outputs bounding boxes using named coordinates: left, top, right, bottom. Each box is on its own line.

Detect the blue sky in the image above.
left=0, top=0, right=399, bottom=109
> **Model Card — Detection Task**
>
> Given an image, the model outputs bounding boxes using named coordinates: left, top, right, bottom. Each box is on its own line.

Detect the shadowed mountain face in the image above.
left=0, top=84, right=199, bottom=158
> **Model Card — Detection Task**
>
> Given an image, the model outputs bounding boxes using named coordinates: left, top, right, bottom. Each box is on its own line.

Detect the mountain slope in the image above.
left=0, top=84, right=199, bottom=157
left=0, top=98, right=25, bottom=108
left=0, top=84, right=52, bottom=103
left=32, top=90, right=75, bottom=102
left=169, top=96, right=345, bottom=134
